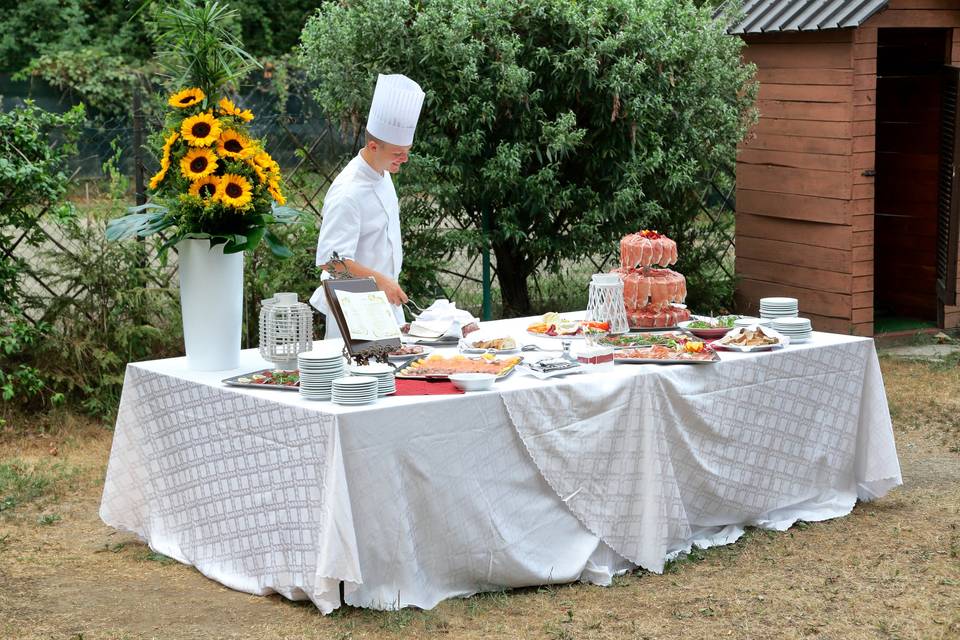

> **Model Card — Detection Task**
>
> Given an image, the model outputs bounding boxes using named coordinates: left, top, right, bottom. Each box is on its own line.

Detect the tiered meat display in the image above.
left=614, top=230, right=691, bottom=329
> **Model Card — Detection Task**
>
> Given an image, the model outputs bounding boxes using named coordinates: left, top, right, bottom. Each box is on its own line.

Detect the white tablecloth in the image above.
left=100, top=317, right=902, bottom=613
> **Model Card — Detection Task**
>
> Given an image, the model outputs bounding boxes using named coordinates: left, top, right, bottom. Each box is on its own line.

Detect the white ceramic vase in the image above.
left=178, top=238, right=243, bottom=371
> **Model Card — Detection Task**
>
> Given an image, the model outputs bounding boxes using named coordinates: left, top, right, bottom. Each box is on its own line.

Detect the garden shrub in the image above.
left=0, top=101, right=84, bottom=408
left=2, top=123, right=183, bottom=419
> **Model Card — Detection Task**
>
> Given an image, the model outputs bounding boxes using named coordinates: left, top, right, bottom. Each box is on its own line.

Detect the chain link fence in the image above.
left=6, top=85, right=736, bottom=333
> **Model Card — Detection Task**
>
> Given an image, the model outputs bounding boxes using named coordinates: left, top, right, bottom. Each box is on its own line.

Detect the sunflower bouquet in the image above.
left=107, top=86, right=297, bottom=256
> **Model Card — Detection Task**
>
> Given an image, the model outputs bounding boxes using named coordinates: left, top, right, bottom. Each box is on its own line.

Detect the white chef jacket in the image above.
left=309, top=153, right=404, bottom=339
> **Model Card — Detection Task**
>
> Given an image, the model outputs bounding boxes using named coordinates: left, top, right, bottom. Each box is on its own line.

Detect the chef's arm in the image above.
left=323, top=258, right=409, bottom=306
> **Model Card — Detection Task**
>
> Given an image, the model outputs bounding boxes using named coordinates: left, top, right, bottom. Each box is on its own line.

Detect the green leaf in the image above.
left=264, top=229, right=293, bottom=258
left=105, top=207, right=170, bottom=242
left=270, top=204, right=302, bottom=224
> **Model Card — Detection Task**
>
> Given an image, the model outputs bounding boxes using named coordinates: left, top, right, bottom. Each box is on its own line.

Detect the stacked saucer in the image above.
left=760, top=297, right=799, bottom=319
left=297, top=349, right=346, bottom=401
left=331, top=376, right=379, bottom=406
left=734, top=316, right=772, bottom=328
left=349, top=363, right=397, bottom=396
left=771, top=317, right=812, bottom=344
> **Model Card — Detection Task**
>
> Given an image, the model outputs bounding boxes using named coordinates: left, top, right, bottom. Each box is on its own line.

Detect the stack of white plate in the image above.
left=349, top=363, right=396, bottom=397
left=331, top=376, right=379, bottom=406
left=734, top=316, right=772, bottom=328
left=760, top=297, right=799, bottom=319
left=771, top=317, right=812, bottom=343
left=297, top=349, right=346, bottom=401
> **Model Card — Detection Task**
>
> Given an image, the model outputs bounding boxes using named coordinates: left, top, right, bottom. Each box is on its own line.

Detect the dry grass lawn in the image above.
left=0, top=356, right=958, bottom=640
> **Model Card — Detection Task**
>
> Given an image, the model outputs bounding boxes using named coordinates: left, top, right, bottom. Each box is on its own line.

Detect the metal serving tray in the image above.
left=222, top=369, right=301, bottom=392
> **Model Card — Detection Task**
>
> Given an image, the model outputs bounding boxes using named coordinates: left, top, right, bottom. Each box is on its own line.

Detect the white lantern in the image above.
left=586, top=273, right=629, bottom=335
left=259, top=292, right=314, bottom=369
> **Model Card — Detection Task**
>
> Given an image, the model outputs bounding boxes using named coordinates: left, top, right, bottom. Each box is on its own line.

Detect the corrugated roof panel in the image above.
left=720, top=0, right=889, bottom=34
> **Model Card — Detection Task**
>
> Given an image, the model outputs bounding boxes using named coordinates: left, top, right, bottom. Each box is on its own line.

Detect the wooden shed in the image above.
left=729, top=0, right=960, bottom=335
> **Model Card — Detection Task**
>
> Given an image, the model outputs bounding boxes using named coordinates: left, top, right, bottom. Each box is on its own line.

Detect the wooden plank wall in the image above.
left=735, top=30, right=856, bottom=334
left=863, top=1, right=960, bottom=331
left=737, top=2, right=960, bottom=336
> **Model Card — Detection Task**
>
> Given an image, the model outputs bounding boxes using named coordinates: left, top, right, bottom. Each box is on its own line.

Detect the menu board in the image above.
left=322, top=277, right=402, bottom=360
left=335, top=289, right=402, bottom=340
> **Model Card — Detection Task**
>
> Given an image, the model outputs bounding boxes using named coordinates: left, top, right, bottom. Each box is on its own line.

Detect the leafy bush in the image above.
left=300, top=0, right=755, bottom=316
left=0, top=101, right=84, bottom=407
left=2, top=129, right=183, bottom=419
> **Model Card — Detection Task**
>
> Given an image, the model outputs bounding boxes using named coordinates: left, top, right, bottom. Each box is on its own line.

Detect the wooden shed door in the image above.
left=875, top=29, right=950, bottom=324
left=936, top=65, right=960, bottom=310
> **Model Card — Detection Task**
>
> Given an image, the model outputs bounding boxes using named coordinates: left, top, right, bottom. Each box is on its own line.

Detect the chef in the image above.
left=309, top=74, right=425, bottom=339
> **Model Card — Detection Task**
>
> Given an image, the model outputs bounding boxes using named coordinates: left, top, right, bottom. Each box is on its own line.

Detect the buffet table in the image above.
left=99, top=315, right=902, bottom=613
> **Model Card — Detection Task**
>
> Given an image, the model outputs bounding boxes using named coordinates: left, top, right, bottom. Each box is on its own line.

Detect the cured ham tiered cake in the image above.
left=614, top=230, right=690, bottom=329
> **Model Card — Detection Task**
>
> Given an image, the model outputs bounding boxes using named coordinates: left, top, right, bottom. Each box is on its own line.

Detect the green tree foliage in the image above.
left=300, top=0, right=755, bottom=315
left=1, top=0, right=322, bottom=120
left=0, top=0, right=154, bottom=72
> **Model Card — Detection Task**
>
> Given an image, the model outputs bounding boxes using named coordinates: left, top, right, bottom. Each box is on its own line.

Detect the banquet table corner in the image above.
left=99, top=316, right=902, bottom=613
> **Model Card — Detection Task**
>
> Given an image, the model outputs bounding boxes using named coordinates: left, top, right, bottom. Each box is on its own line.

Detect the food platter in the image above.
left=613, top=345, right=720, bottom=365
left=599, top=331, right=693, bottom=348
left=222, top=369, right=300, bottom=391
left=713, top=326, right=789, bottom=352
left=525, top=312, right=608, bottom=339
left=396, top=354, right=522, bottom=380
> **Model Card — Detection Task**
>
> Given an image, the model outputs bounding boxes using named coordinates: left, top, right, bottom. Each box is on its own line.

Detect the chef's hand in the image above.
left=375, top=274, right=409, bottom=306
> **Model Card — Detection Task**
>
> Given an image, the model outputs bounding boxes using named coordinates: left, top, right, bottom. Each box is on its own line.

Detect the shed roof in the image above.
left=721, top=0, right=889, bottom=34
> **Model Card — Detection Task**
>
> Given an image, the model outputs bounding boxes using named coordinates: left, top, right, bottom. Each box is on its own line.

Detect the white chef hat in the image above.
left=366, top=74, right=425, bottom=147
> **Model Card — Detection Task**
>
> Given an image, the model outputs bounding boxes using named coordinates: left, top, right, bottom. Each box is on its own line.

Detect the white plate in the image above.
left=349, top=363, right=395, bottom=375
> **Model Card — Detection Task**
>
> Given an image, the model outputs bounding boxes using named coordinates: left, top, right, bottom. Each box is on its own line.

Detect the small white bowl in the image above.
left=449, top=373, right=497, bottom=392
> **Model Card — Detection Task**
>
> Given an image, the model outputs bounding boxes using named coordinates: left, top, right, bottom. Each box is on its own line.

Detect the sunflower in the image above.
left=189, top=175, right=220, bottom=200
left=180, top=147, right=219, bottom=181
left=148, top=132, right=179, bottom=190
left=268, top=179, right=286, bottom=206
left=161, top=131, right=179, bottom=155
left=180, top=111, right=222, bottom=147
left=169, top=88, right=205, bottom=109
left=217, top=97, right=255, bottom=122
left=246, top=158, right=268, bottom=184
left=148, top=165, right=167, bottom=190
left=216, top=173, right=253, bottom=208
left=217, top=129, right=254, bottom=159
left=254, top=151, right=281, bottom=178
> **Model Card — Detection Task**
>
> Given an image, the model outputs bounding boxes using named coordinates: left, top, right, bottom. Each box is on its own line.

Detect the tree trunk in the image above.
left=492, top=240, right=533, bottom=317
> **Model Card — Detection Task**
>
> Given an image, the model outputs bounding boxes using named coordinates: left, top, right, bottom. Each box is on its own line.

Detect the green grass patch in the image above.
left=37, top=512, right=62, bottom=526
left=0, top=459, right=81, bottom=514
